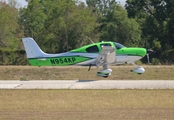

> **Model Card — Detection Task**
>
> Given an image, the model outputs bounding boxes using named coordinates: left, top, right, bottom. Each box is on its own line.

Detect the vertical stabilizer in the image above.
left=22, top=37, right=46, bottom=58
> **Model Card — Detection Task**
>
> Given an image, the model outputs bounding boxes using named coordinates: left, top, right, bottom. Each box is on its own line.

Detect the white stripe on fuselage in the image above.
left=37, top=52, right=142, bottom=65
left=75, top=54, right=142, bottom=66
left=115, top=55, right=142, bottom=64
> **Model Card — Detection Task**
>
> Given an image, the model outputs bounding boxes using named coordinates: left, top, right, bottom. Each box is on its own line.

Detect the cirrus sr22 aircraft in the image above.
left=22, top=37, right=152, bottom=78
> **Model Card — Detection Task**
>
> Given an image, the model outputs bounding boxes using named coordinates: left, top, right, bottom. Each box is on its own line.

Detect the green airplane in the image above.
left=22, top=37, right=152, bottom=78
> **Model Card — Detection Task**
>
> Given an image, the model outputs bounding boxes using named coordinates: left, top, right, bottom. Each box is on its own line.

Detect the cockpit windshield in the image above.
left=114, top=42, right=126, bottom=49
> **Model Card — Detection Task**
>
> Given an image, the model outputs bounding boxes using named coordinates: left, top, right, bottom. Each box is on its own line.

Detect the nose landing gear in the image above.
left=130, top=62, right=145, bottom=74
left=130, top=66, right=145, bottom=74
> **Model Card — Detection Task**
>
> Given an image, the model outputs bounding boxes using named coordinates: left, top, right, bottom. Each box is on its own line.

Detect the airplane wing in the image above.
left=94, top=46, right=116, bottom=69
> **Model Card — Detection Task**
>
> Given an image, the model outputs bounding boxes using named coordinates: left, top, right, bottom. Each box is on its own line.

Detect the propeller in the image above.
left=146, top=49, right=153, bottom=63
left=145, top=40, right=154, bottom=63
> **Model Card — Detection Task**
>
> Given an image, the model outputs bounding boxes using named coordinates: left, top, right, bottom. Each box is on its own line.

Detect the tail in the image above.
left=22, top=37, right=47, bottom=58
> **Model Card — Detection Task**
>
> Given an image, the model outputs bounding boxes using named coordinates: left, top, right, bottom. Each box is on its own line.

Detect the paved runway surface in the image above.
left=0, top=80, right=174, bottom=89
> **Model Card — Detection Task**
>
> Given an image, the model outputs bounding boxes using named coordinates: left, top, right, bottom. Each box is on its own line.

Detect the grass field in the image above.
left=0, top=89, right=174, bottom=120
left=0, top=66, right=174, bottom=120
left=0, top=65, right=174, bottom=80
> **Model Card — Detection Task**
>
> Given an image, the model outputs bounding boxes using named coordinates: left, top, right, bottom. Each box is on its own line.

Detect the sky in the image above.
left=14, top=0, right=126, bottom=7
left=18, top=0, right=28, bottom=7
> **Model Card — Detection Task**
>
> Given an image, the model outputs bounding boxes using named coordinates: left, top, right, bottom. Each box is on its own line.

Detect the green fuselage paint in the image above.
left=29, top=56, right=92, bottom=66
left=27, top=41, right=146, bottom=66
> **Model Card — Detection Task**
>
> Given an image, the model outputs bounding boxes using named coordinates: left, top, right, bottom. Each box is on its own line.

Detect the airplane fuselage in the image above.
left=28, top=42, right=146, bottom=67
left=22, top=38, right=148, bottom=77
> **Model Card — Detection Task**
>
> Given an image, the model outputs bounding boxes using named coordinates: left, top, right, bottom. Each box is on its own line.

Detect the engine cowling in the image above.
left=96, top=69, right=112, bottom=78
left=130, top=66, right=145, bottom=74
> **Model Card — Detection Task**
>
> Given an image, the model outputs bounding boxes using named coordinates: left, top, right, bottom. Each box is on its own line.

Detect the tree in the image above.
left=20, top=0, right=98, bottom=53
left=125, top=0, right=174, bottom=63
left=87, top=0, right=141, bottom=46
left=19, top=0, right=46, bottom=44
left=99, top=5, right=141, bottom=46
left=0, top=0, right=22, bottom=50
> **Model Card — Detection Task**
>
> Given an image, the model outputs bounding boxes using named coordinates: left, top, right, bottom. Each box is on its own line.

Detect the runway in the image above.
left=0, top=80, right=174, bottom=89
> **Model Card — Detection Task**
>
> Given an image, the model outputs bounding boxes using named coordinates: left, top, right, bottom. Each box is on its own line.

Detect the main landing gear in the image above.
left=96, top=68, right=112, bottom=78
left=88, top=64, right=112, bottom=78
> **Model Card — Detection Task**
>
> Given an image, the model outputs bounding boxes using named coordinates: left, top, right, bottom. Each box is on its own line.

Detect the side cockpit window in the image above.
left=114, top=42, right=125, bottom=49
left=100, top=43, right=111, bottom=48
left=86, top=45, right=99, bottom=53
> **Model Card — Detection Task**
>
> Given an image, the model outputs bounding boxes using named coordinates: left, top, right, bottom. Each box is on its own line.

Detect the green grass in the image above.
left=0, top=89, right=174, bottom=120
left=0, top=65, right=174, bottom=80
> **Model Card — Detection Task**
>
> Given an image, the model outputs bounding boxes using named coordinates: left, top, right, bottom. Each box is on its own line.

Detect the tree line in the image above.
left=0, top=0, right=174, bottom=65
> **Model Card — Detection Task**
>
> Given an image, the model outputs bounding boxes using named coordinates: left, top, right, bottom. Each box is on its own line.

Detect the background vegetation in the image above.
left=0, top=0, right=174, bottom=65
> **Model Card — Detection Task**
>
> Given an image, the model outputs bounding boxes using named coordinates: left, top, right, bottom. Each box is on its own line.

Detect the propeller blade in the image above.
left=146, top=49, right=153, bottom=63
left=147, top=49, right=153, bottom=54
left=147, top=53, right=150, bottom=63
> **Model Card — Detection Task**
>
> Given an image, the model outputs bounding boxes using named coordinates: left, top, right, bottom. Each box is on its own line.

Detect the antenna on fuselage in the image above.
left=87, top=37, right=94, bottom=44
